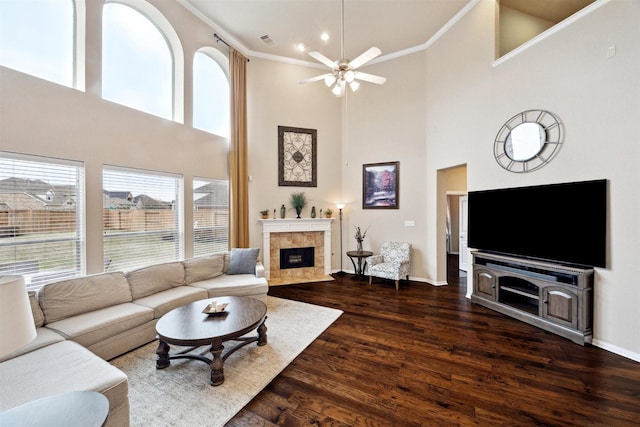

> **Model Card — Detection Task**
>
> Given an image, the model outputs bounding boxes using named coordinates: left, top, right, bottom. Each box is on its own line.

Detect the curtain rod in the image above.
left=214, top=33, right=250, bottom=62
left=213, top=33, right=230, bottom=47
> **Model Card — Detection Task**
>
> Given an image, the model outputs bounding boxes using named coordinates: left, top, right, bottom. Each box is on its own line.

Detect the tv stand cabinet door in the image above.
left=474, top=268, right=497, bottom=301
left=542, top=286, right=578, bottom=329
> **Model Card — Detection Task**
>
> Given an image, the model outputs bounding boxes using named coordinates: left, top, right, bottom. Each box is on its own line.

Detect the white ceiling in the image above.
left=179, top=0, right=595, bottom=66
left=180, top=0, right=472, bottom=65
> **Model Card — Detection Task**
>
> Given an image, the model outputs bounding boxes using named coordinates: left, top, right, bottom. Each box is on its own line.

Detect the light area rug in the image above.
left=110, top=296, right=342, bottom=426
left=268, top=274, right=335, bottom=286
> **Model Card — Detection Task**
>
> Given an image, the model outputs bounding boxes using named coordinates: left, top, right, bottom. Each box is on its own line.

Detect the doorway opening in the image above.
left=438, top=164, right=467, bottom=289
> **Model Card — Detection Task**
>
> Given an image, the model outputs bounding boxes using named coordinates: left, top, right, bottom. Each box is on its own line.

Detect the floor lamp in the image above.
left=334, top=203, right=346, bottom=276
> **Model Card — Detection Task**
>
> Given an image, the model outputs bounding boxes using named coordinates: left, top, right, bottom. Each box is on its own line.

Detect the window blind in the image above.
left=103, top=166, right=183, bottom=272
left=193, top=178, right=229, bottom=257
left=0, top=152, right=84, bottom=289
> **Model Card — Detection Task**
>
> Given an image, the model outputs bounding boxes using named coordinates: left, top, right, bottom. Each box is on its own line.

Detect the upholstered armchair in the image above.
left=366, top=241, right=411, bottom=290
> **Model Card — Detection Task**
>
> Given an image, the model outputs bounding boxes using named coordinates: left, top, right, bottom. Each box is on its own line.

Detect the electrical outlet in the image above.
left=404, top=220, right=415, bottom=227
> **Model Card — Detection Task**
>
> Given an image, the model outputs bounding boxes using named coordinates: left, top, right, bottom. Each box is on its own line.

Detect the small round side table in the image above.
left=346, top=250, right=373, bottom=280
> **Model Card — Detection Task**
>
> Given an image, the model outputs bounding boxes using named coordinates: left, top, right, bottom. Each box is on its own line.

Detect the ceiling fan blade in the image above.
left=354, top=71, right=387, bottom=85
left=298, top=73, right=332, bottom=85
left=308, top=51, right=337, bottom=69
left=348, top=47, right=382, bottom=69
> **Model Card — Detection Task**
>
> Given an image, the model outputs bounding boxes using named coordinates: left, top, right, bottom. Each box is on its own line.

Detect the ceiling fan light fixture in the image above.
left=324, top=75, right=336, bottom=87
left=344, top=70, right=355, bottom=83
left=298, top=0, right=386, bottom=94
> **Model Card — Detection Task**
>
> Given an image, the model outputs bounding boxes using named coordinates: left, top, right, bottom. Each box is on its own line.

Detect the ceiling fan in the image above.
left=298, top=0, right=387, bottom=97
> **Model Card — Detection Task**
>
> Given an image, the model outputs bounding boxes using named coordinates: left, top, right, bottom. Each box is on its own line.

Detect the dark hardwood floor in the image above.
left=227, top=259, right=640, bottom=426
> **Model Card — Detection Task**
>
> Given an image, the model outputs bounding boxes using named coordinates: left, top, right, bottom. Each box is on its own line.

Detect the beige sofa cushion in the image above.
left=183, top=254, right=224, bottom=284
left=133, top=286, right=208, bottom=318
left=189, top=274, right=268, bottom=299
left=28, top=291, right=45, bottom=327
left=0, top=327, right=65, bottom=363
left=39, top=272, right=132, bottom=323
left=127, top=261, right=185, bottom=300
left=45, top=302, right=154, bottom=348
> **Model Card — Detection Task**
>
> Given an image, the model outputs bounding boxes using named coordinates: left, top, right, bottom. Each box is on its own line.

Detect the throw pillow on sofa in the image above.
left=127, top=261, right=185, bottom=300
left=226, top=248, right=259, bottom=275
left=28, top=291, right=45, bottom=327
left=183, top=254, right=225, bottom=284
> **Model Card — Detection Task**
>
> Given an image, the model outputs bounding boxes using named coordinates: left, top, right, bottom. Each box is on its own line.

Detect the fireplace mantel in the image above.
left=259, top=218, right=334, bottom=280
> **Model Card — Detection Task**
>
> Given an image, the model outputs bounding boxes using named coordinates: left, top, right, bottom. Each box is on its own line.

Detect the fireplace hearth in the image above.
left=259, top=218, right=334, bottom=280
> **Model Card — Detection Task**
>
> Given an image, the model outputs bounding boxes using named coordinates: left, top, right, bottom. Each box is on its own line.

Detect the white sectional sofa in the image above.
left=0, top=250, right=268, bottom=427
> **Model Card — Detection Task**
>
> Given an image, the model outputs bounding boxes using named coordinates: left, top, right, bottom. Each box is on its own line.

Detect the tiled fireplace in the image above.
left=259, top=218, right=334, bottom=281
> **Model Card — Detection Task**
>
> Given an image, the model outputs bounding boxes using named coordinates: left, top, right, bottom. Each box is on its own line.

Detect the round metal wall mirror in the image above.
left=494, top=110, right=562, bottom=173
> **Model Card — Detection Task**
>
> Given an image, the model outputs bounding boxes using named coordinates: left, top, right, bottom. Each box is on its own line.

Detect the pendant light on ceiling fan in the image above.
left=298, top=0, right=386, bottom=97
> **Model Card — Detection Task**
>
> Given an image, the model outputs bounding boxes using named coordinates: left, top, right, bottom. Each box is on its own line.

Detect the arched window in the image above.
left=0, top=0, right=76, bottom=87
left=102, top=2, right=175, bottom=120
left=193, top=49, right=230, bottom=138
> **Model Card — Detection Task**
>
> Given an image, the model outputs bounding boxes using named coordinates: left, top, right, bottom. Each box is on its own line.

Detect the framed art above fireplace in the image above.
left=278, top=126, right=317, bottom=187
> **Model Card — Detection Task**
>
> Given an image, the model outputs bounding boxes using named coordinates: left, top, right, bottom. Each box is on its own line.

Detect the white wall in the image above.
left=245, top=58, right=343, bottom=266
left=423, top=0, right=640, bottom=358
left=499, top=5, right=555, bottom=56
left=341, top=52, right=430, bottom=280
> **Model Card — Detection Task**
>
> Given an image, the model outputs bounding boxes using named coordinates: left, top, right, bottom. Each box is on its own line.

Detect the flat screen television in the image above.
left=467, top=179, right=607, bottom=268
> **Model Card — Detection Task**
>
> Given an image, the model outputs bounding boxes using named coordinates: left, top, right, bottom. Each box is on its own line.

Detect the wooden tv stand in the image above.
left=471, top=251, right=594, bottom=345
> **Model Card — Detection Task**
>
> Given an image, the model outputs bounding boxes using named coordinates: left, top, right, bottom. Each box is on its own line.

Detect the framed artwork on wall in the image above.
left=278, top=126, right=317, bottom=187
left=363, top=161, right=399, bottom=209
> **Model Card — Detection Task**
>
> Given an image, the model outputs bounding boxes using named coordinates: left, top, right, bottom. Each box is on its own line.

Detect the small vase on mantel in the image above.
left=311, top=206, right=316, bottom=218
left=280, top=204, right=286, bottom=219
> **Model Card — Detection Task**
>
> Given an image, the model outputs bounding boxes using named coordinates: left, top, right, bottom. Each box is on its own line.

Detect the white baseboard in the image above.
left=409, top=276, right=448, bottom=286
left=591, top=338, right=640, bottom=363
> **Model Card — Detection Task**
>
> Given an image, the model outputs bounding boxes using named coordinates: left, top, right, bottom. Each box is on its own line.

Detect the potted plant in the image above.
left=324, top=208, right=333, bottom=218
left=354, top=225, right=370, bottom=252
left=289, top=192, right=307, bottom=218
left=260, top=209, right=270, bottom=219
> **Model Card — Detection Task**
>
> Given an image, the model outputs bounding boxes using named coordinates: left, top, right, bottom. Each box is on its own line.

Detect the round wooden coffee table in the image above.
left=155, top=296, right=267, bottom=386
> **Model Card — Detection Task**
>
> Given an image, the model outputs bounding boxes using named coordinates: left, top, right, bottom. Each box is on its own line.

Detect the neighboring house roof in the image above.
left=103, top=190, right=133, bottom=201
left=194, top=193, right=227, bottom=208
left=0, top=177, right=51, bottom=193
left=46, top=195, right=76, bottom=209
left=103, top=196, right=135, bottom=209
left=0, top=177, right=77, bottom=209
left=194, top=182, right=228, bottom=193
left=0, top=192, right=48, bottom=210
left=2, top=178, right=166, bottom=210
left=133, top=194, right=172, bottom=209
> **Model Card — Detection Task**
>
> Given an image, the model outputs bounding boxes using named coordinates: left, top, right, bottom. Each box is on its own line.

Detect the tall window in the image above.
left=193, top=50, right=230, bottom=137
left=102, top=2, right=173, bottom=119
left=0, top=0, right=75, bottom=87
left=103, top=166, right=183, bottom=272
left=0, top=152, right=85, bottom=289
left=193, top=178, right=229, bottom=257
